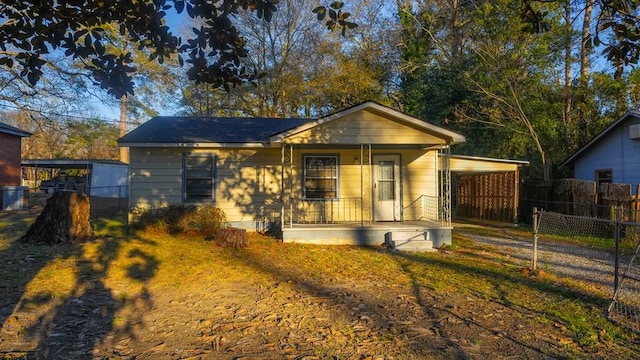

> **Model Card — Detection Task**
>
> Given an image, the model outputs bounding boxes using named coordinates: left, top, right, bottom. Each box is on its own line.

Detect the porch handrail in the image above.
left=404, top=195, right=449, bottom=226
left=287, top=197, right=363, bottom=225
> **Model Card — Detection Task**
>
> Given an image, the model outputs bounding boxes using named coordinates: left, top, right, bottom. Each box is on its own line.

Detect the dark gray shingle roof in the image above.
left=118, top=116, right=313, bottom=144
left=0, top=121, right=32, bottom=137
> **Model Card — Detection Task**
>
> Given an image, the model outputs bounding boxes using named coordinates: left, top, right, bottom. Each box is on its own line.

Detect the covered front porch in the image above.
left=277, top=143, right=454, bottom=251
left=267, top=102, right=465, bottom=251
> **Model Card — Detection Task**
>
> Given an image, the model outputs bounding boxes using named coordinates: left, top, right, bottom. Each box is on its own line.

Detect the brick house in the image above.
left=0, top=121, right=32, bottom=206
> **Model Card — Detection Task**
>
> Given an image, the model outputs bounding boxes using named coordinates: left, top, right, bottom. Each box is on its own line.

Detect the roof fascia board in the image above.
left=0, top=127, right=32, bottom=137
left=447, top=154, right=529, bottom=166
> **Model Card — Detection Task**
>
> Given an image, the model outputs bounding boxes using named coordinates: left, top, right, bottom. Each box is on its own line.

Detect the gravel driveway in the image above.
left=455, top=226, right=620, bottom=296
left=457, top=224, right=640, bottom=333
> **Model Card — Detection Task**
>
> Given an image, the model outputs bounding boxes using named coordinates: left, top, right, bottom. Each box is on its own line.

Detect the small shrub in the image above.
left=178, top=204, right=227, bottom=235
left=131, top=205, right=227, bottom=236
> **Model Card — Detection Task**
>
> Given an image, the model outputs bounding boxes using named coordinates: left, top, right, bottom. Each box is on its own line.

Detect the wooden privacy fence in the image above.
left=521, top=178, right=640, bottom=222
left=456, top=172, right=519, bottom=223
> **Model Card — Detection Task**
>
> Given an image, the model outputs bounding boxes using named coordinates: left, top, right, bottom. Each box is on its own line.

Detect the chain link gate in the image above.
left=532, top=207, right=640, bottom=333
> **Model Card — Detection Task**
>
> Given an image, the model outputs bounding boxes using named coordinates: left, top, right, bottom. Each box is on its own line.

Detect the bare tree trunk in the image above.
left=21, top=191, right=93, bottom=244
left=581, top=0, right=593, bottom=85
left=563, top=0, right=572, bottom=127
left=119, top=94, right=129, bottom=163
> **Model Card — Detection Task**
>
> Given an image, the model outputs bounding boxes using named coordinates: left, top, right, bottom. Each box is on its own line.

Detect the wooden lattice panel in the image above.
left=456, top=172, right=518, bottom=223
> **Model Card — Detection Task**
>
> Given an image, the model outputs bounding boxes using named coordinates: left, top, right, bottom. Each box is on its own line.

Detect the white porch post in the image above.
left=280, top=144, right=285, bottom=228
left=439, top=145, right=452, bottom=226
left=360, top=144, right=364, bottom=226
left=289, top=144, right=293, bottom=229
left=368, top=144, right=372, bottom=226
left=280, top=143, right=294, bottom=228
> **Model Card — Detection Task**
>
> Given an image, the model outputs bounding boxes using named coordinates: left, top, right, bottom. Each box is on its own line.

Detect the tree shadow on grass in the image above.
left=0, top=209, right=159, bottom=359
left=231, top=240, right=566, bottom=359
left=387, top=246, right=639, bottom=357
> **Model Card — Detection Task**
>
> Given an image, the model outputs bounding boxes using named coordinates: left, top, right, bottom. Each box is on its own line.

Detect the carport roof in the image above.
left=0, top=121, right=32, bottom=137
left=22, top=159, right=127, bottom=169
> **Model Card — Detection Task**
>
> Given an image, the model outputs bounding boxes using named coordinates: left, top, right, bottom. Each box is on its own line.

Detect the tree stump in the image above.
left=20, top=191, right=93, bottom=244
left=215, top=227, right=248, bottom=249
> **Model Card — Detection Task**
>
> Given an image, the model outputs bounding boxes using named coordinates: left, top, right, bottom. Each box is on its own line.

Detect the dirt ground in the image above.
left=1, top=193, right=639, bottom=359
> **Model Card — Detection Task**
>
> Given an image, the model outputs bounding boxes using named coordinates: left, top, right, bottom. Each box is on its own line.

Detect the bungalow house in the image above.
left=119, top=101, right=510, bottom=251
left=0, top=121, right=31, bottom=209
left=560, top=111, right=640, bottom=192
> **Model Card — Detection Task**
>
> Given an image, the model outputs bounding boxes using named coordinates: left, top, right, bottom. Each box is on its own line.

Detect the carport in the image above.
left=22, top=159, right=128, bottom=198
left=448, top=155, right=529, bottom=223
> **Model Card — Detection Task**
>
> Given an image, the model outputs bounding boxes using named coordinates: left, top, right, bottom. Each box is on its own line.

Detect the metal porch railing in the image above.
left=403, top=195, right=448, bottom=226
left=287, top=197, right=363, bottom=225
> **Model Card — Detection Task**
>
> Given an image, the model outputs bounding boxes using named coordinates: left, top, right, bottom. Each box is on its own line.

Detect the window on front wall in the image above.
left=304, top=155, right=338, bottom=199
left=183, top=153, right=216, bottom=202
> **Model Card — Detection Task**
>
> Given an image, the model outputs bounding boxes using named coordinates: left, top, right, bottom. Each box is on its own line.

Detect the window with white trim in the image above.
left=303, top=155, right=338, bottom=199
left=183, top=153, right=216, bottom=202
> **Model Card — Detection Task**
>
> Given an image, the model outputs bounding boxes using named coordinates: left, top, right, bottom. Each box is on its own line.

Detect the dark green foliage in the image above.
left=0, top=0, right=357, bottom=99
left=523, top=0, right=640, bottom=79
left=131, top=204, right=227, bottom=236
left=397, top=1, right=632, bottom=181
left=313, top=2, right=358, bottom=36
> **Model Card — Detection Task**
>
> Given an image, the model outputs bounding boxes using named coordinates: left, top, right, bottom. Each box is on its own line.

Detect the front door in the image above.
left=373, top=154, right=401, bottom=221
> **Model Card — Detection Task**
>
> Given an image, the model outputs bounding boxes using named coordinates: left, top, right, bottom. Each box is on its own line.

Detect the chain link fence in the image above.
left=533, top=208, right=640, bottom=333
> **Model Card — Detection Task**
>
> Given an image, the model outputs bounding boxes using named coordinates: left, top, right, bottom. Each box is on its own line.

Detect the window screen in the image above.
left=304, top=156, right=338, bottom=199
left=184, top=154, right=215, bottom=202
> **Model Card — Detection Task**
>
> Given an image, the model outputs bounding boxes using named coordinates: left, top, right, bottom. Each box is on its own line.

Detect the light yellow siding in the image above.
left=285, top=148, right=438, bottom=222
left=129, top=147, right=183, bottom=208
left=402, top=149, right=438, bottom=205
left=130, top=146, right=439, bottom=227
left=286, top=110, right=447, bottom=145
left=129, top=147, right=284, bottom=226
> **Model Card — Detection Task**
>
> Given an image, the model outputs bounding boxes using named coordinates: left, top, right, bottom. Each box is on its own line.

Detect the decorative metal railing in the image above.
left=288, top=197, right=363, bottom=225
left=284, top=195, right=449, bottom=227
left=403, top=195, right=448, bottom=225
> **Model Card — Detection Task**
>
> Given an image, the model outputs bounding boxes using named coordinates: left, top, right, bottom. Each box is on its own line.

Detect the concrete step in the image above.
left=385, top=230, right=435, bottom=252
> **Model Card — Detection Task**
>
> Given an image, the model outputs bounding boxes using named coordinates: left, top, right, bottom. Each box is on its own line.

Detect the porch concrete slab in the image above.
left=282, top=222, right=452, bottom=250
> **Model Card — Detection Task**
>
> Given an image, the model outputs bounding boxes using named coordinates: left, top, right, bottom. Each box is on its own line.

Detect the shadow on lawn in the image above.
left=234, top=240, right=565, bottom=359
left=235, top=231, right=628, bottom=359
left=391, top=249, right=612, bottom=357
left=0, top=207, right=158, bottom=359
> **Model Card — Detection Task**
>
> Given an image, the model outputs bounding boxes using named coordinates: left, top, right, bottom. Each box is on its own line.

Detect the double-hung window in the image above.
left=303, top=155, right=338, bottom=199
left=183, top=153, right=216, bottom=202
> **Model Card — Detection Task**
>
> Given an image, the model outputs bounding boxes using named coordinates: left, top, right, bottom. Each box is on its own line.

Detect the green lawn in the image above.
left=1, top=209, right=639, bottom=359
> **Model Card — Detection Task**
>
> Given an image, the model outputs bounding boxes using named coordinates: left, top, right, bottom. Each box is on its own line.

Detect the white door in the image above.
left=373, top=154, right=401, bottom=221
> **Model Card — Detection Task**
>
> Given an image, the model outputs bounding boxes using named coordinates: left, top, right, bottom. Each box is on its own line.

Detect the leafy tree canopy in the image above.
left=523, top=0, right=640, bottom=78
left=0, top=0, right=355, bottom=99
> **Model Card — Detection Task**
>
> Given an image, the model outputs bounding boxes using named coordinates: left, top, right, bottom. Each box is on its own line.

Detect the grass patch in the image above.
left=1, top=211, right=639, bottom=358
left=457, top=220, right=638, bottom=253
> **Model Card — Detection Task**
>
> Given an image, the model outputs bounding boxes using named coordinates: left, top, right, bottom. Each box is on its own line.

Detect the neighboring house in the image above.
left=560, top=111, right=640, bottom=191
left=0, top=121, right=31, bottom=209
left=119, top=101, right=518, bottom=250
